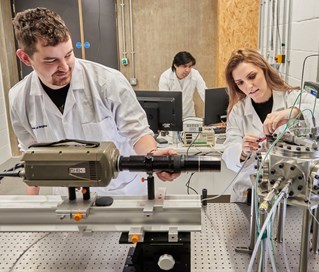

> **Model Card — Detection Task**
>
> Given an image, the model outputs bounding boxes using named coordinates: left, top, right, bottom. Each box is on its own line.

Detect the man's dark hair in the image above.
left=171, top=51, right=196, bottom=71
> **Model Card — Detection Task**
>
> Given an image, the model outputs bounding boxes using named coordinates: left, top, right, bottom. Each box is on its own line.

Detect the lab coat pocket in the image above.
left=81, top=117, right=117, bottom=142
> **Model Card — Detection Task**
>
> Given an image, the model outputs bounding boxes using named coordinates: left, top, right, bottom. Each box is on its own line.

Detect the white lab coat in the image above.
left=158, top=68, right=207, bottom=118
left=222, top=90, right=318, bottom=202
left=9, top=58, right=153, bottom=196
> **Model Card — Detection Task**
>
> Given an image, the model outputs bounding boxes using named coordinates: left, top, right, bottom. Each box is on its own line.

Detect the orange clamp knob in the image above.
left=73, top=213, right=83, bottom=221
left=131, top=235, right=139, bottom=244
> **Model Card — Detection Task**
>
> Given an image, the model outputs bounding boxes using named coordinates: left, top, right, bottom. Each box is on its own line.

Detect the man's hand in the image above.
left=26, top=185, right=40, bottom=195
left=152, top=148, right=181, bottom=181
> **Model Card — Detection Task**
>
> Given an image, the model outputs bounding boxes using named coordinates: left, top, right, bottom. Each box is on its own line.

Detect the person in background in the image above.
left=222, top=48, right=318, bottom=202
left=159, top=51, right=207, bottom=118
left=10, top=7, right=179, bottom=196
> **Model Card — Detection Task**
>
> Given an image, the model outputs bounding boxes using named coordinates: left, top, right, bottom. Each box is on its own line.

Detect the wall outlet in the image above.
left=130, top=78, right=137, bottom=86
left=121, top=58, right=128, bottom=66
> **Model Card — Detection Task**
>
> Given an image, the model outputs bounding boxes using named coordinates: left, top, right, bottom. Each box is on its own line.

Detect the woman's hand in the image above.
left=263, top=108, right=300, bottom=135
left=242, top=134, right=260, bottom=158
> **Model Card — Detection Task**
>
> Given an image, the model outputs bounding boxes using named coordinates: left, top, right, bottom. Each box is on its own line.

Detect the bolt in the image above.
left=279, top=164, right=284, bottom=168
left=270, top=169, right=276, bottom=174
left=289, top=191, right=294, bottom=196
left=290, top=166, right=295, bottom=171
left=297, top=185, right=303, bottom=191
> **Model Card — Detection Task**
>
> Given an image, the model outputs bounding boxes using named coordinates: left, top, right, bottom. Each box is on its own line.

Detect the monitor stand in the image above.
left=154, top=132, right=168, bottom=145
left=156, top=137, right=168, bottom=144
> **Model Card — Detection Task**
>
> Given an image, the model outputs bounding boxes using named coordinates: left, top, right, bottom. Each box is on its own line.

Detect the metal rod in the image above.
left=119, top=155, right=221, bottom=173
left=275, top=202, right=284, bottom=243
left=147, top=175, right=155, bottom=200
left=120, top=0, right=127, bottom=58
left=77, top=0, right=86, bottom=59
left=299, top=207, right=311, bottom=272
left=129, top=0, right=135, bottom=78
left=312, top=207, right=319, bottom=253
left=68, top=187, right=76, bottom=201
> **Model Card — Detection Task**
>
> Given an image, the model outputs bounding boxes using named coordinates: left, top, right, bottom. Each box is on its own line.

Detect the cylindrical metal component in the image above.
left=312, top=208, right=319, bottom=253
left=83, top=187, right=90, bottom=200
left=299, top=208, right=311, bottom=272
left=119, top=155, right=221, bottom=173
left=68, top=187, right=76, bottom=201
left=275, top=203, right=284, bottom=243
left=202, top=189, right=208, bottom=206
left=147, top=175, right=155, bottom=200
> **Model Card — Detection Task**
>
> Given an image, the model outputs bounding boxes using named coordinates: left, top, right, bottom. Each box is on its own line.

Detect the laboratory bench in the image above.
left=1, top=203, right=319, bottom=271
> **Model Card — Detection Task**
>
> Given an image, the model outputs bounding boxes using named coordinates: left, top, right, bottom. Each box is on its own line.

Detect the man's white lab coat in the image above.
left=159, top=68, right=207, bottom=118
left=9, top=58, right=153, bottom=196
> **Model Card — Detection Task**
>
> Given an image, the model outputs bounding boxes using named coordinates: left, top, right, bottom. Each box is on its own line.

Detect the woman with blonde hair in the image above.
left=222, top=48, right=317, bottom=202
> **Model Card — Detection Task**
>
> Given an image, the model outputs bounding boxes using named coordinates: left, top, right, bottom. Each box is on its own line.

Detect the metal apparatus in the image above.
left=257, top=131, right=319, bottom=208
left=245, top=130, right=319, bottom=272
left=0, top=139, right=221, bottom=272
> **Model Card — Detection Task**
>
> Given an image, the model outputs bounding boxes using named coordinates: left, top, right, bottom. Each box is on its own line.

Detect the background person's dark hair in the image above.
left=171, top=51, right=196, bottom=71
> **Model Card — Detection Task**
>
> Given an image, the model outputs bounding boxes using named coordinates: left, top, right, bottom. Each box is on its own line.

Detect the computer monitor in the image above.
left=204, top=87, right=229, bottom=125
left=135, top=90, right=183, bottom=133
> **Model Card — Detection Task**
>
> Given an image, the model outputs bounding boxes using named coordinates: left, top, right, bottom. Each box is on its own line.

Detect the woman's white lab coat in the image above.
left=222, top=90, right=318, bottom=202
left=159, top=68, right=207, bottom=118
left=9, top=58, right=153, bottom=196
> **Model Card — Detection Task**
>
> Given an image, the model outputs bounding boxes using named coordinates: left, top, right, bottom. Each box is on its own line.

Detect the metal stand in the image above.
left=68, top=186, right=90, bottom=201
left=312, top=206, right=319, bottom=253
left=120, top=232, right=191, bottom=272
left=299, top=207, right=311, bottom=272
left=235, top=186, right=256, bottom=254
left=275, top=202, right=284, bottom=243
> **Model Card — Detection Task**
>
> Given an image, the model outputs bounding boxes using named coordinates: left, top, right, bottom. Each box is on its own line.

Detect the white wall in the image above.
left=0, top=64, right=11, bottom=164
left=259, top=0, right=319, bottom=86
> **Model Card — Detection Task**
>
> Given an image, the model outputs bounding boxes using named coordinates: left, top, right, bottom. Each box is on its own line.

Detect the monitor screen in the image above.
left=204, top=87, right=229, bottom=125
left=135, top=91, right=183, bottom=133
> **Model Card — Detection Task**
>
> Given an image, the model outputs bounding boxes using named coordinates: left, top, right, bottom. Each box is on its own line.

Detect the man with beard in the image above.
left=10, top=7, right=178, bottom=196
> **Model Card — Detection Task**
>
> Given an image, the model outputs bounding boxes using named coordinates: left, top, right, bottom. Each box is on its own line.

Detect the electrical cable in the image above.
left=201, top=153, right=252, bottom=202
left=9, top=232, right=52, bottom=272
left=186, top=131, right=200, bottom=157
left=268, top=197, right=279, bottom=271
left=282, top=196, right=291, bottom=272
left=247, top=192, right=285, bottom=272
left=299, top=54, right=319, bottom=114
left=185, top=172, right=198, bottom=195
